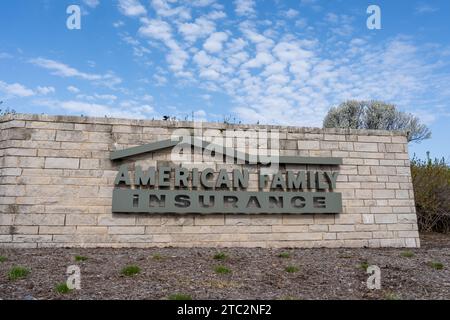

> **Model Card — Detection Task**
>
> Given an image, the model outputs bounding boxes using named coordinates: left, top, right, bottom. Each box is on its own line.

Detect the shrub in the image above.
left=429, top=261, right=444, bottom=270
left=213, top=252, right=228, bottom=260
left=358, top=262, right=369, bottom=270
left=214, top=265, right=231, bottom=274
left=168, top=293, right=192, bottom=300
left=152, top=254, right=164, bottom=260
left=121, top=265, right=141, bottom=276
left=384, top=292, right=401, bottom=300
left=75, top=255, right=88, bottom=262
left=8, top=266, right=30, bottom=280
left=55, top=283, right=72, bottom=294
left=411, top=154, right=450, bottom=233
left=278, top=252, right=290, bottom=258
left=400, top=251, right=414, bottom=258
left=0, top=256, right=7, bottom=263
left=285, top=266, right=299, bottom=273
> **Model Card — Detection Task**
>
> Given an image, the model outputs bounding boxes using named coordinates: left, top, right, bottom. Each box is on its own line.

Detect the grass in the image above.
left=213, top=252, right=228, bottom=260
left=214, top=265, right=232, bottom=274
left=384, top=292, right=401, bottom=300
left=8, top=266, right=30, bottom=281
left=75, top=255, right=88, bottom=262
left=0, top=256, right=7, bottom=263
left=429, top=261, right=444, bottom=270
left=55, top=283, right=72, bottom=294
left=285, top=266, right=300, bottom=273
left=120, top=265, right=141, bottom=276
left=168, top=293, right=192, bottom=300
left=278, top=252, right=290, bottom=258
left=152, top=253, right=164, bottom=260
left=358, top=261, right=370, bottom=271
left=400, top=251, right=415, bottom=258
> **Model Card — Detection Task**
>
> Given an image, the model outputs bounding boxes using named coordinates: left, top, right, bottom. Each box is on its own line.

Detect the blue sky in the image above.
left=0, top=0, right=449, bottom=160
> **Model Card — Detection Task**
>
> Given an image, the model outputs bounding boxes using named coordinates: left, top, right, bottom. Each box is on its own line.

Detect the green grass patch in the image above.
left=55, top=283, right=72, bottom=294
left=358, top=261, right=369, bottom=270
left=278, top=252, right=290, bottom=258
left=384, top=292, right=401, bottom=300
left=120, top=265, right=141, bottom=276
left=75, top=255, right=88, bottom=262
left=168, top=293, right=192, bottom=300
left=285, top=266, right=299, bottom=273
left=213, top=252, right=228, bottom=260
left=8, top=266, right=30, bottom=281
left=400, top=251, right=414, bottom=258
left=0, top=256, right=7, bottom=263
left=429, top=261, right=444, bottom=270
left=152, top=253, right=164, bottom=260
left=214, top=265, right=231, bottom=274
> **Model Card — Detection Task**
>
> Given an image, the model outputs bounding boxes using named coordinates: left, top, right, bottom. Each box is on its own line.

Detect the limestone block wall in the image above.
left=0, top=114, right=420, bottom=248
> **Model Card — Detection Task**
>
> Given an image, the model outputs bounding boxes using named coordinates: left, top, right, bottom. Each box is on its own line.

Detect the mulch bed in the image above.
left=1, top=233, right=449, bottom=300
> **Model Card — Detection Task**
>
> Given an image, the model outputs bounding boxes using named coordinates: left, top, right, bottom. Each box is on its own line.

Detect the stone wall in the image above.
left=0, top=114, right=420, bottom=248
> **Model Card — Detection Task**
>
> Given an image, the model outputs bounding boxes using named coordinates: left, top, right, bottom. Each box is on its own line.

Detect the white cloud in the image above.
left=415, top=4, right=438, bottom=14
left=284, top=9, right=299, bottom=19
left=153, top=74, right=168, bottom=86
left=0, top=52, right=13, bottom=59
left=242, top=52, right=274, bottom=69
left=203, top=32, right=228, bottom=53
left=67, top=86, right=80, bottom=93
left=179, top=17, right=216, bottom=43
left=83, top=0, right=100, bottom=8
left=118, top=0, right=147, bottom=17
left=234, top=0, right=255, bottom=17
left=37, top=99, right=157, bottom=119
left=113, top=20, right=125, bottom=28
left=191, top=0, right=216, bottom=7
left=0, top=81, right=35, bottom=97
left=110, top=0, right=450, bottom=127
left=139, top=19, right=172, bottom=42
left=193, top=109, right=207, bottom=121
left=36, top=86, right=55, bottom=95
left=139, top=19, right=189, bottom=75
left=29, top=58, right=122, bottom=87
left=206, top=10, right=226, bottom=20
left=151, top=0, right=191, bottom=20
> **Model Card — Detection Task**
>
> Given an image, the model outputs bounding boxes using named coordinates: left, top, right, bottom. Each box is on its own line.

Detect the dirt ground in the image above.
left=1, top=233, right=449, bottom=300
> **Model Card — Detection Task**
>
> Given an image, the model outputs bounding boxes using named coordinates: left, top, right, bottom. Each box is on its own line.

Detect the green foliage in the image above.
left=168, top=293, right=192, bottom=300
left=120, top=265, right=141, bottom=276
left=152, top=253, right=164, bottom=260
left=411, top=154, right=450, bottom=233
left=323, top=100, right=431, bottom=143
left=358, top=262, right=369, bottom=270
left=55, top=283, right=72, bottom=294
left=429, top=261, right=444, bottom=270
left=384, top=292, right=401, bottom=300
left=214, top=265, right=231, bottom=274
left=0, top=256, right=7, bottom=263
left=8, top=266, right=30, bottom=280
left=278, top=252, right=291, bottom=258
left=400, top=251, right=415, bottom=258
left=75, top=255, right=88, bottom=262
left=285, top=266, right=299, bottom=273
left=213, top=252, right=228, bottom=260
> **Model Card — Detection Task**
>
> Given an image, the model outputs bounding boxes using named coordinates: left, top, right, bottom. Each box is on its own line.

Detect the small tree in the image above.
left=323, top=100, right=431, bottom=143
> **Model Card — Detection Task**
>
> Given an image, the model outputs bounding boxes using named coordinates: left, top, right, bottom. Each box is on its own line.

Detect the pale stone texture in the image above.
left=0, top=113, right=420, bottom=248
